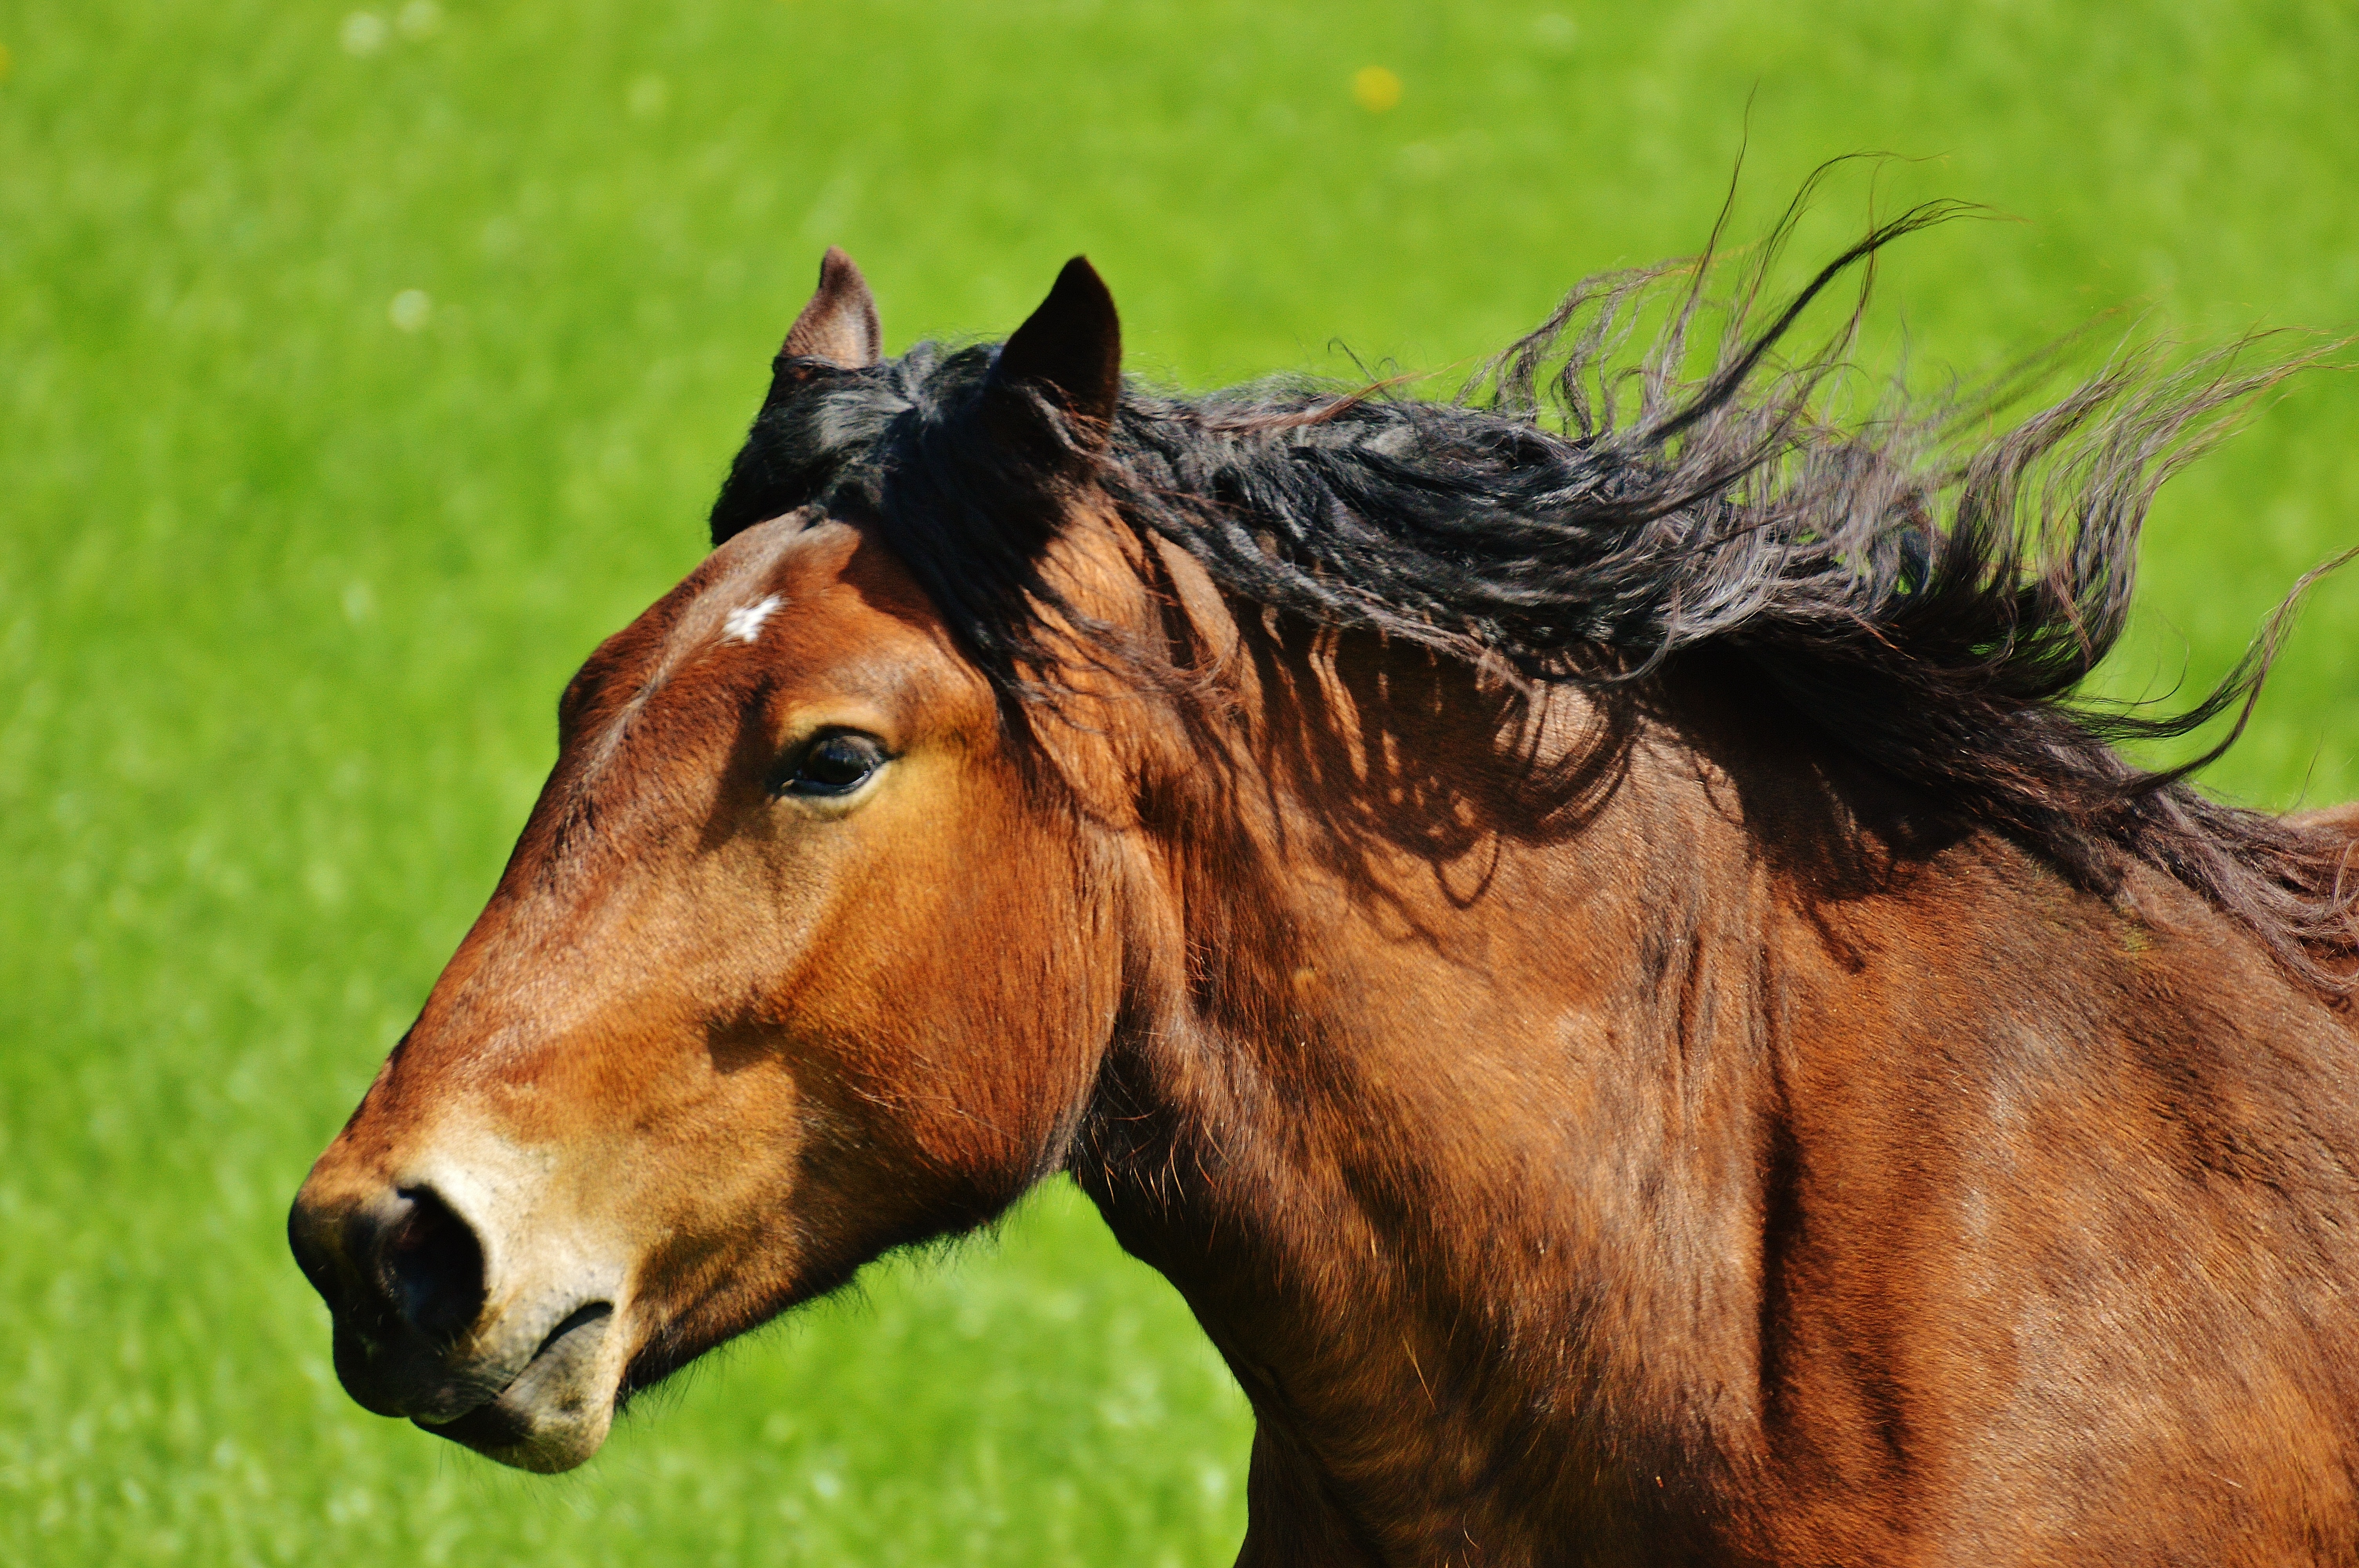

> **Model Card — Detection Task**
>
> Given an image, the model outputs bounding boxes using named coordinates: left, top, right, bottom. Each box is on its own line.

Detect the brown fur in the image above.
left=293, top=261, right=2359, bottom=1564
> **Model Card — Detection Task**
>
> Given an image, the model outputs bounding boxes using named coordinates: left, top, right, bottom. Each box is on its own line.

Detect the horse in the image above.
left=289, top=228, right=2359, bottom=1566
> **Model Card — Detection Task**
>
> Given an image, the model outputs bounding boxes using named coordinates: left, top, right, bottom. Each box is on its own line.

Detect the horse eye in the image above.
left=783, top=733, right=887, bottom=797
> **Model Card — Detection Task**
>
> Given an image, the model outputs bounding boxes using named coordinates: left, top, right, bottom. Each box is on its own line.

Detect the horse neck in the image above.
left=1072, top=630, right=1805, bottom=1547
left=1065, top=583, right=2359, bottom=1557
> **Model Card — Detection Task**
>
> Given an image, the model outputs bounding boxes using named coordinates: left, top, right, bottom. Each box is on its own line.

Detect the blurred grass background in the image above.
left=3, top=1, right=2356, bottom=1563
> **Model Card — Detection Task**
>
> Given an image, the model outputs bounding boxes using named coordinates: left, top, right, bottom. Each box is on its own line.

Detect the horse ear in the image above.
left=780, top=247, right=881, bottom=368
left=984, top=256, right=1121, bottom=451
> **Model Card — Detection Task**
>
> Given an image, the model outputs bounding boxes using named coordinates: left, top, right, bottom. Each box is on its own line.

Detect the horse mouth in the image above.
left=418, top=1301, right=620, bottom=1474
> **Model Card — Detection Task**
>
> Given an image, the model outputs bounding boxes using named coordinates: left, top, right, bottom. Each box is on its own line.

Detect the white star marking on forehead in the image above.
left=722, top=595, right=783, bottom=645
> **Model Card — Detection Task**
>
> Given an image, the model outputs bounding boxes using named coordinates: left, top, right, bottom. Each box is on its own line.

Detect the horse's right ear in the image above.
left=778, top=247, right=881, bottom=369
left=982, top=256, right=1122, bottom=453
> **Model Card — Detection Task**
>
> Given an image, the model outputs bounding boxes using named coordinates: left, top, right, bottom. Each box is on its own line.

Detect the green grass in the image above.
left=3, top=1, right=2356, bottom=1563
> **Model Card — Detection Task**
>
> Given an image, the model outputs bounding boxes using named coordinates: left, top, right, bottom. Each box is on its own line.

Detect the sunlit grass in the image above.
left=2, top=2, right=2355, bottom=1563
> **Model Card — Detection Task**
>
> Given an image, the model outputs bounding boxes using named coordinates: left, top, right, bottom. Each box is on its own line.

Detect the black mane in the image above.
left=708, top=224, right=2355, bottom=988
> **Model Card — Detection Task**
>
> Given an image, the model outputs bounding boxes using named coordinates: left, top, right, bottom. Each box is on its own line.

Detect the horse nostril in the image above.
left=381, top=1187, right=487, bottom=1343
left=287, top=1200, right=343, bottom=1308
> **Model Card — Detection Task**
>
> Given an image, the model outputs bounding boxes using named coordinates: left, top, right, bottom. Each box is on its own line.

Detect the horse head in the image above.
left=287, top=252, right=1143, bottom=1472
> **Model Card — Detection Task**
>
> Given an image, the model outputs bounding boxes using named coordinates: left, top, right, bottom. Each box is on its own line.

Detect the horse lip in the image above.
left=414, top=1299, right=616, bottom=1427
left=331, top=1310, right=509, bottom=1423
left=413, top=1300, right=620, bottom=1472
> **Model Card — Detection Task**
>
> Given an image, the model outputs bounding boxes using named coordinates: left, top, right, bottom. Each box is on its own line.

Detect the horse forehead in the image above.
left=669, top=518, right=848, bottom=649
left=631, top=519, right=886, bottom=682
left=564, top=522, right=879, bottom=787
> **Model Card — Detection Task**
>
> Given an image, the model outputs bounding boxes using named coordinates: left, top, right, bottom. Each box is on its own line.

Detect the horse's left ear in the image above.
left=779, top=246, right=882, bottom=368
left=984, top=256, right=1122, bottom=452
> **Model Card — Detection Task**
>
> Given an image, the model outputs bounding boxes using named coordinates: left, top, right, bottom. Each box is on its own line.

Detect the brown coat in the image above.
left=291, top=249, right=2359, bottom=1565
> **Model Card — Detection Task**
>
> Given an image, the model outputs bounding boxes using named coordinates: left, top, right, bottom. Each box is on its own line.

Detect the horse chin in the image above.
left=417, top=1302, right=623, bottom=1474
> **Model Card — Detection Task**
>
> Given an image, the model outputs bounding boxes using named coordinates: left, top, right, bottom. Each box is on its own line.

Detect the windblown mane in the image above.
left=708, top=215, right=2357, bottom=989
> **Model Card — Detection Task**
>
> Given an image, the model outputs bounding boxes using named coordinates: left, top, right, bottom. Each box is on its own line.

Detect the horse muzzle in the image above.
left=287, top=1161, right=633, bottom=1474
